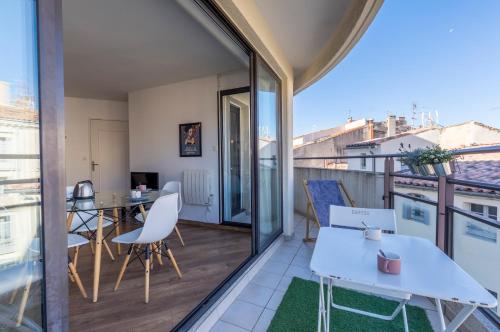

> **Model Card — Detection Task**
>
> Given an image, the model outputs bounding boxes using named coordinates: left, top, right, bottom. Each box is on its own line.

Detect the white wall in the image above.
left=64, top=97, right=128, bottom=186
left=129, top=75, right=231, bottom=223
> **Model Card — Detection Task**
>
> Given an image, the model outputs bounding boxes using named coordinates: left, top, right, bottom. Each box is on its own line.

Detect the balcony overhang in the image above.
left=253, top=0, right=383, bottom=94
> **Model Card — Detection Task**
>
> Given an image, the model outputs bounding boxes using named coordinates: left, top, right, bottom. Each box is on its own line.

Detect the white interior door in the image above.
left=90, top=120, right=129, bottom=192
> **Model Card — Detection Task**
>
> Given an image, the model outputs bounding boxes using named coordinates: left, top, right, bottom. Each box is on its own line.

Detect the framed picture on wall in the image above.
left=179, top=122, right=202, bottom=157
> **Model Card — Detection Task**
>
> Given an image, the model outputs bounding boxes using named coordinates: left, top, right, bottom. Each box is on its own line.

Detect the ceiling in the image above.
left=255, top=0, right=352, bottom=77
left=63, top=0, right=247, bottom=101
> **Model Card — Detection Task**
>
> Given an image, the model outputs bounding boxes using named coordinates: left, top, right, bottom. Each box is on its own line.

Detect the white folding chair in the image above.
left=135, top=181, right=185, bottom=246
left=113, top=193, right=182, bottom=303
left=329, top=205, right=397, bottom=233
left=327, top=206, right=410, bottom=332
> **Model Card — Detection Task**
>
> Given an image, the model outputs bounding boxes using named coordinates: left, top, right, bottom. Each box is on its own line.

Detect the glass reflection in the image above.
left=0, top=0, right=43, bottom=330
left=256, top=59, right=281, bottom=247
left=221, top=92, right=252, bottom=224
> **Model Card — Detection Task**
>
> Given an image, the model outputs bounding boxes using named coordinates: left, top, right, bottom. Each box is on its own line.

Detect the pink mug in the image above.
left=137, top=184, right=147, bottom=192
left=377, top=252, right=401, bottom=275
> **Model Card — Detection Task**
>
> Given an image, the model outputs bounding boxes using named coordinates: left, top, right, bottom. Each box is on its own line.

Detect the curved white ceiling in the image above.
left=255, top=0, right=352, bottom=77
left=63, top=0, right=247, bottom=101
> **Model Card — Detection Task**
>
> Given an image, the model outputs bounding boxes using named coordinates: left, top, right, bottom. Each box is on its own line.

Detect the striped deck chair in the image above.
left=302, top=179, right=355, bottom=242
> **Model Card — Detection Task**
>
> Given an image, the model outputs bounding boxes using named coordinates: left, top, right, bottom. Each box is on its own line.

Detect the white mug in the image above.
left=131, top=190, right=141, bottom=199
left=364, top=226, right=382, bottom=241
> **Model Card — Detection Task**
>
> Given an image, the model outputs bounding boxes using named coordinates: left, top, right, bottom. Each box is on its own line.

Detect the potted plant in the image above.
left=398, top=143, right=421, bottom=174
left=417, top=145, right=456, bottom=176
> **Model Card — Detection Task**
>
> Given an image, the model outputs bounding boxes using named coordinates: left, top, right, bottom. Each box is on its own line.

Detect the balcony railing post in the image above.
left=437, top=176, right=454, bottom=253
left=383, top=157, right=394, bottom=209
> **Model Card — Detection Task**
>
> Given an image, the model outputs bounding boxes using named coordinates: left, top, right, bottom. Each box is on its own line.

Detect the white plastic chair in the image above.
left=67, top=234, right=90, bottom=299
left=135, top=181, right=185, bottom=246
left=113, top=193, right=182, bottom=303
left=68, top=211, right=117, bottom=260
left=329, top=205, right=397, bottom=233
left=7, top=235, right=88, bottom=327
left=3, top=264, right=41, bottom=328
left=327, top=206, right=408, bottom=330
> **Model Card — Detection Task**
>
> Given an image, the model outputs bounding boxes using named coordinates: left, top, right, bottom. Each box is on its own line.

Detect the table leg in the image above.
left=326, top=278, right=331, bottom=332
left=444, top=304, right=476, bottom=332
left=92, top=210, right=104, bottom=302
left=402, top=305, right=409, bottom=332
left=139, top=204, right=147, bottom=221
left=113, top=208, right=121, bottom=255
left=435, top=298, right=446, bottom=331
left=318, top=276, right=328, bottom=332
left=66, top=212, right=75, bottom=231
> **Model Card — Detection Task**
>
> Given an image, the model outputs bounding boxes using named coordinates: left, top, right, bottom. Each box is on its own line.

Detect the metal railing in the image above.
left=294, top=144, right=500, bottom=324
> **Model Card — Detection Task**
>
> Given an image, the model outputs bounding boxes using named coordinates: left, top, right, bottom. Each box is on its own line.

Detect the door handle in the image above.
left=91, top=161, right=99, bottom=171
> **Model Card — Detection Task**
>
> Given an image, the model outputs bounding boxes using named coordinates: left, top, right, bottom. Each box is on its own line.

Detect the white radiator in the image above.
left=183, top=170, right=213, bottom=206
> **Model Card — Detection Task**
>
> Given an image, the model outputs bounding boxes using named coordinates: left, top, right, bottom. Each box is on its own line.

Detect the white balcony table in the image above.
left=310, top=227, right=497, bottom=332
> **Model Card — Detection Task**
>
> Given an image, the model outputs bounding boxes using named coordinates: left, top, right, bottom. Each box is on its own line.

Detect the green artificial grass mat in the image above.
left=268, top=277, right=433, bottom=332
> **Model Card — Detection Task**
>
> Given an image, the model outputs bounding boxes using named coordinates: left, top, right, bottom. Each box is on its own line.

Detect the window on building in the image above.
left=0, top=215, right=12, bottom=241
left=361, top=153, right=367, bottom=169
left=466, top=203, right=498, bottom=243
left=401, top=193, right=432, bottom=225
left=466, top=223, right=497, bottom=243
left=469, top=203, right=498, bottom=220
left=402, top=203, right=430, bottom=225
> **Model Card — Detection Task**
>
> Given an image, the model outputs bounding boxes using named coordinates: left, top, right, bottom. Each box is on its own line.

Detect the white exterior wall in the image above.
left=64, top=97, right=128, bottom=186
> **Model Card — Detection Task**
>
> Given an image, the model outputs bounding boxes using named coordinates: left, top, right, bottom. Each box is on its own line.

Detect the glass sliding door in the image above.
left=255, top=58, right=282, bottom=249
left=0, top=1, right=44, bottom=330
left=220, top=88, right=252, bottom=225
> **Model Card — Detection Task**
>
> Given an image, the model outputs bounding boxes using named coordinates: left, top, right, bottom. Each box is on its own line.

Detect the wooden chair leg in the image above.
left=103, top=239, right=115, bottom=261
left=68, top=262, right=88, bottom=298
left=16, top=275, right=32, bottom=327
left=113, top=208, right=121, bottom=255
left=89, top=238, right=95, bottom=254
left=174, top=226, right=185, bottom=247
left=165, top=246, right=182, bottom=279
left=152, top=242, right=163, bottom=266
left=9, top=288, right=18, bottom=304
left=114, top=245, right=133, bottom=291
left=68, top=268, right=75, bottom=283
left=145, top=245, right=151, bottom=303
left=73, top=246, right=80, bottom=269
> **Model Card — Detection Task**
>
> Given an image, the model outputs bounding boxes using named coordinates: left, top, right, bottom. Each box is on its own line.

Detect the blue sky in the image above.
left=0, top=1, right=38, bottom=102
left=294, top=0, right=500, bottom=136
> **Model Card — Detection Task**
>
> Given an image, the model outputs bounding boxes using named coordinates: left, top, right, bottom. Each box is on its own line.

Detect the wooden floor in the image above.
left=69, top=221, right=251, bottom=331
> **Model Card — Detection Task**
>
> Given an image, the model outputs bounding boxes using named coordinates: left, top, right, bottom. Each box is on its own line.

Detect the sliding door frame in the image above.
left=252, top=55, right=284, bottom=254
left=35, top=0, right=284, bottom=330
left=37, top=0, right=69, bottom=330
left=218, top=86, right=252, bottom=228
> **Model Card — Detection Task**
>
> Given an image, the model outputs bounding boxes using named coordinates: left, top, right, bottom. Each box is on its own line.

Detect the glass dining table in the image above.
left=66, top=190, right=172, bottom=302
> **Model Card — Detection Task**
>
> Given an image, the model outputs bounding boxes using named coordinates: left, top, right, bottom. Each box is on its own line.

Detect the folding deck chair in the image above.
left=302, top=179, right=355, bottom=242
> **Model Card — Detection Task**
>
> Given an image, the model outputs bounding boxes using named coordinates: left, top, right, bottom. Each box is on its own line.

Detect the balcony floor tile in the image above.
left=252, top=308, right=275, bottom=332
left=238, top=282, right=274, bottom=307
left=220, top=300, right=264, bottom=330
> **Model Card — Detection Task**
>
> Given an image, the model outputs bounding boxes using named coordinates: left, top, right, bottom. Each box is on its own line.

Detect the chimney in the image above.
left=387, top=115, right=396, bottom=137
left=367, top=119, right=374, bottom=140
left=347, top=116, right=353, bottom=123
